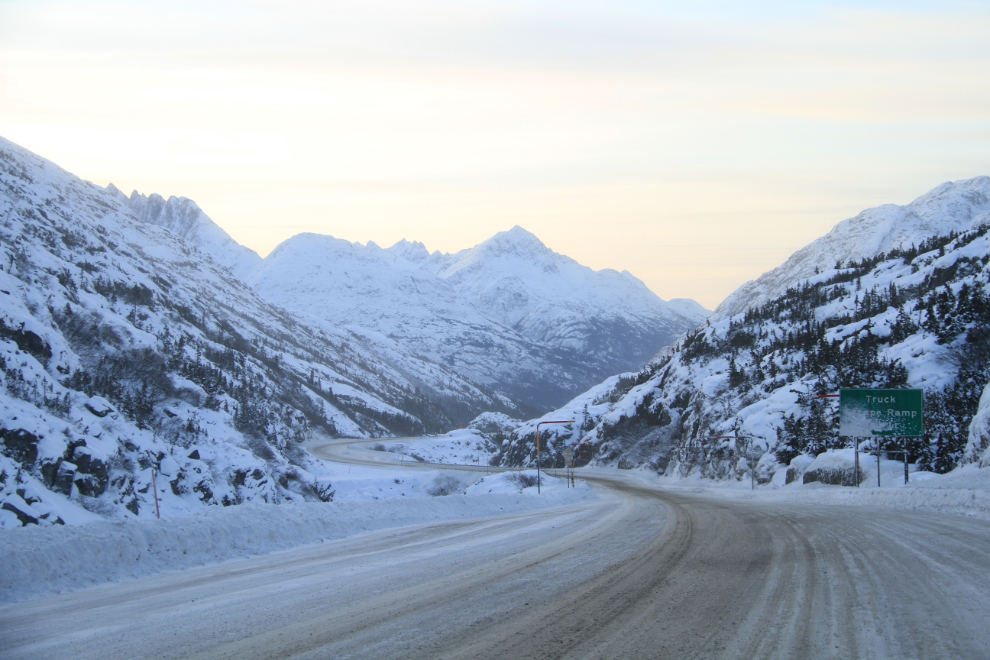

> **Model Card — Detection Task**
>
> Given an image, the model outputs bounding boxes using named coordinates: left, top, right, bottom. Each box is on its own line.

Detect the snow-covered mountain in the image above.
left=433, top=226, right=707, bottom=357
left=248, top=226, right=708, bottom=409
left=716, top=177, right=990, bottom=318
left=498, top=178, right=990, bottom=483
left=0, top=136, right=523, bottom=527
left=109, top=186, right=262, bottom=281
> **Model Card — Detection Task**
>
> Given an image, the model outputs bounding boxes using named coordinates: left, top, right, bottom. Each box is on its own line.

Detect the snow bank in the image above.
left=464, top=470, right=592, bottom=496
left=740, top=475, right=990, bottom=521
left=0, top=476, right=596, bottom=603
left=652, top=460, right=990, bottom=521
left=965, top=381, right=990, bottom=467
left=805, top=449, right=858, bottom=472
left=373, top=429, right=501, bottom=467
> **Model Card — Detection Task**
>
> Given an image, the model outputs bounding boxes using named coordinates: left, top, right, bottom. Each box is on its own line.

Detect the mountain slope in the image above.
left=432, top=225, right=708, bottom=363
left=498, top=179, right=990, bottom=481
left=0, top=136, right=521, bottom=527
left=716, top=177, right=990, bottom=318
left=248, top=226, right=708, bottom=410
left=247, top=233, right=585, bottom=409
left=108, top=186, right=263, bottom=281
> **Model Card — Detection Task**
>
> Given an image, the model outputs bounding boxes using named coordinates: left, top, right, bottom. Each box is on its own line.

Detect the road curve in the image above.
left=2, top=439, right=989, bottom=659
left=305, top=435, right=520, bottom=472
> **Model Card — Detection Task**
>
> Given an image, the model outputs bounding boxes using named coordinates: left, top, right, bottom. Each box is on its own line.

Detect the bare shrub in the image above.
left=508, top=472, right=539, bottom=490
left=427, top=474, right=462, bottom=496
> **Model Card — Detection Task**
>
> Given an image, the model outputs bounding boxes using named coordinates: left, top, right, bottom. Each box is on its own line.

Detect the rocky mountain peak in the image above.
left=388, top=238, right=430, bottom=263
left=113, top=185, right=262, bottom=281
left=715, top=176, right=990, bottom=319
left=477, top=225, right=550, bottom=257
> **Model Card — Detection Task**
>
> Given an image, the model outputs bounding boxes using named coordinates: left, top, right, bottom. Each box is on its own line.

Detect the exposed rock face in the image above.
left=1, top=429, right=38, bottom=467
left=71, top=447, right=109, bottom=498
left=0, top=321, right=51, bottom=360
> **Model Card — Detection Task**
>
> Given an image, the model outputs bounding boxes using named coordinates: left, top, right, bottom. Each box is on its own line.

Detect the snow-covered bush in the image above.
left=426, top=474, right=463, bottom=496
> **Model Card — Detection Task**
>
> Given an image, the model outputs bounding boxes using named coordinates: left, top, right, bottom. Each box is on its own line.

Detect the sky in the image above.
left=2, top=0, right=988, bottom=310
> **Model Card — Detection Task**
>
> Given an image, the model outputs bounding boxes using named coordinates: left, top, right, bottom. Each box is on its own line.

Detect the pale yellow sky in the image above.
left=2, top=1, right=988, bottom=309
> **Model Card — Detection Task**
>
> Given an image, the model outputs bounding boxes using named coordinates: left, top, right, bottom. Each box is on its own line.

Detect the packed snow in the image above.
left=0, top=452, right=595, bottom=602
left=370, top=429, right=500, bottom=467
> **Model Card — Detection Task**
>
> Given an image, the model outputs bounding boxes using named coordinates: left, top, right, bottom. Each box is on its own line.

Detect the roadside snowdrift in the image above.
left=0, top=473, right=596, bottom=603
left=641, top=458, right=990, bottom=521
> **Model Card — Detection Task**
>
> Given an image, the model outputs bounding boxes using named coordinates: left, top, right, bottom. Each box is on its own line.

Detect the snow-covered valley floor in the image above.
left=2, top=436, right=990, bottom=659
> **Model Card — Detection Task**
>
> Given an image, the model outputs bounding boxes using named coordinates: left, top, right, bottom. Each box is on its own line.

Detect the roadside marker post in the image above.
left=712, top=435, right=764, bottom=490
left=880, top=446, right=912, bottom=484
left=151, top=469, right=161, bottom=519
left=535, top=421, right=575, bottom=494
left=564, top=445, right=571, bottom=488
left=856, top=438, right=859, bottom=487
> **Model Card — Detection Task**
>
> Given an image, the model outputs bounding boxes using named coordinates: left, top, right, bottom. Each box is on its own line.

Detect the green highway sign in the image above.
left=839, top=389, right=924, bottom=437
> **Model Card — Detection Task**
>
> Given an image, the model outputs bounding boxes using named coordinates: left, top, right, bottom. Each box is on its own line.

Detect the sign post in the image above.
left=839, top=389, right=923, bottom=487
left=854, top=438, right=859, bottom=487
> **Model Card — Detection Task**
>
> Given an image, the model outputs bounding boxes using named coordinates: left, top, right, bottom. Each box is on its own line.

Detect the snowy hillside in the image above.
left=500, top=182, right=990, bottom=484
left=716, top=177, right=990, bottom=318
left=432, top=226, right=708, bottom=367
left=0, top=136, right=523, bottom=527
left=248, top=226, right=708, bottom=409
left=110, top=186, right=262, bottom=281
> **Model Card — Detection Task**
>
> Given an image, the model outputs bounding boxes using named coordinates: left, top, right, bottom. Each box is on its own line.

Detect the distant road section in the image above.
left=2, top=437, right=989, bottom=658
left=306, top=436, right=518, bottom=472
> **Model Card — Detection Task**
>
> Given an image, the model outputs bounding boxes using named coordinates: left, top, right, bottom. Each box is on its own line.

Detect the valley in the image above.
left=1, top=136, right=990, bottom=659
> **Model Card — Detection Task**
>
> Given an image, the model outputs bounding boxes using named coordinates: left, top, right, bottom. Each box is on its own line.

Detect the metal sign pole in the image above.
left=902, top=440, right=908, bottom=483
left=151, top=469, right=161, bottom=519
left=876, top=438, right=880, bottom=488
left=538, top=427, right=544, bottom=493
left=854, top=438, right=860, bottom=487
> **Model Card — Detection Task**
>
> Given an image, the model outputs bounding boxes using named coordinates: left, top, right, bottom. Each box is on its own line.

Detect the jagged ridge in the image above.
left=248, top=225, right=709, bottom=409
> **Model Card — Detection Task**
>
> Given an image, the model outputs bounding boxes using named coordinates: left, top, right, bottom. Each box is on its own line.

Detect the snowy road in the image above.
left=2, top=440, right=990, bottom=658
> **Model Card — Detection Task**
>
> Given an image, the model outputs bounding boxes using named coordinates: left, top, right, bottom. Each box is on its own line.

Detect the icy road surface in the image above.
left=2, top=438, right=989, bottom=659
